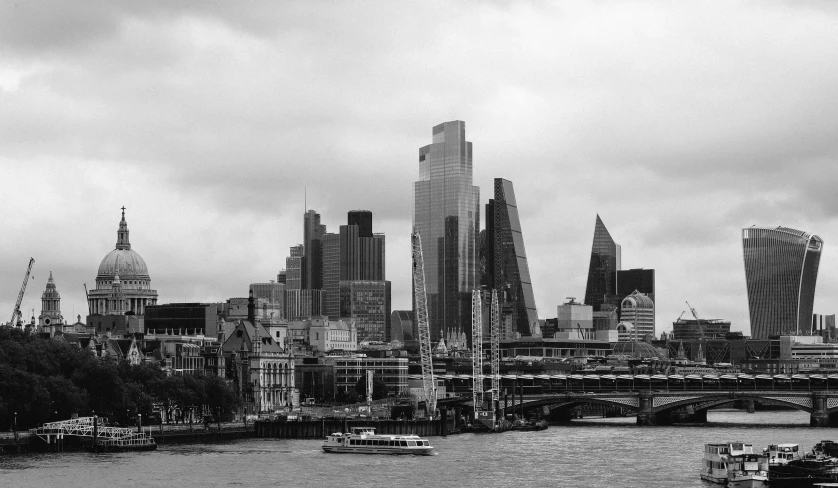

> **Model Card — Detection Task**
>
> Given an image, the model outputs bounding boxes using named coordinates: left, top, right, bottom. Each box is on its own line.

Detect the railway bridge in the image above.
left=429, top=372, right=838, bottom=426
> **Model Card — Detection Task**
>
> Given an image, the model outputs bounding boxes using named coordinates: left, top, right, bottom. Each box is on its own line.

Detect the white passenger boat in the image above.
left=701, top=442, right=756, bottom=484
left=322, top=427, right=434, bottom=455
left=726, top=452, right=769, bottom=488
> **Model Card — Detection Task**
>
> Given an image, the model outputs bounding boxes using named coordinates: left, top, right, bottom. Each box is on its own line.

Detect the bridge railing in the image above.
left=413, top=373, right=838, bottom=394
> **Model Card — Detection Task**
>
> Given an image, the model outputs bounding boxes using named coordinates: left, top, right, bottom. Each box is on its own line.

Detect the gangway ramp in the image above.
left=29, top=417, right=156, bottom=449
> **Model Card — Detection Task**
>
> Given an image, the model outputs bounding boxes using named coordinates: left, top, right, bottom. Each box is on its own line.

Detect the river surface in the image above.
left=2, top=410, right=836, bottom=487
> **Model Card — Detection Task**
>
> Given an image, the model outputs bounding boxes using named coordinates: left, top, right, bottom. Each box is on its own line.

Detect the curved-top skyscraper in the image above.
left=742, top=226, right=823, bottom=338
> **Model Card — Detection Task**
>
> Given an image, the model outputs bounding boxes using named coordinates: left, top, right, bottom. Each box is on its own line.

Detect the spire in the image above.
left=247, top=288, right=256, bottom=322
left=116, top=206, right=131, bottom=250
left=48, top=271, right=54, bottom=284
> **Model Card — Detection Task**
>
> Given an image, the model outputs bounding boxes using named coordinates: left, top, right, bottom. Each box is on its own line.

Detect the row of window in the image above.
left=349, top=439, right=428, bottom=447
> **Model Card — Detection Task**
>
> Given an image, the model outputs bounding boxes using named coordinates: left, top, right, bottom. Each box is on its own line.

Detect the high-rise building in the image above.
left=323, top=232, right=341, bottom=318
left=742, top=226, right=823, bottom=338
left=620, top=290, right=655, bottom=339
left=285, top=245, right=304, bottom=291
left=340, top=280, right=390, bottom=342
left=584, top=214, right=621, bottom=311
left=38, top=271, right=64, bottom=330
left=484, top=178, right=539, bottom=336
left=304, top=210, right=326, bottom=290
left=414, top=120, right=479, bottom=343
left=616, top=268, right=655, bottom=305
left=348, top=210, right=373, bottom=238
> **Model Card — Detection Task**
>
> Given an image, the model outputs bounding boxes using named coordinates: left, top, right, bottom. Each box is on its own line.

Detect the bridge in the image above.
left=422, top=373, right=838, bottom=426
left=29, top=417, right=156, bottom=449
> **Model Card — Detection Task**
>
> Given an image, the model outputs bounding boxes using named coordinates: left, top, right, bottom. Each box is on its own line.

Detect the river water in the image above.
left=2, top=410, right=836, bottom=487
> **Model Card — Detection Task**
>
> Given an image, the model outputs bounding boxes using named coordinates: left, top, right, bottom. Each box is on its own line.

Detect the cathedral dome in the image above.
left=96, top=208, right=151, bottom=280
left=97, top=250, right=149, bottom=279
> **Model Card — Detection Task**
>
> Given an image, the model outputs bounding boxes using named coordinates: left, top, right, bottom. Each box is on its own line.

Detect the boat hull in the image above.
left=699, top=474, right=727, bottom=484
left=322, top=446, right=433, bottom=456
left=728, top=475, right=768, bottom=488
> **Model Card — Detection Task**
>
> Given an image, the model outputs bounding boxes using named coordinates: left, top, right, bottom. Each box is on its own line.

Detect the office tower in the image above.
left=276, top=270, right=287, bottom=284
left=484, top=178, right=539, bottom=336
left=304, top=210, right=326, bottom=290
left=584, top=214, right=621, bottom=311
left=348, top=210, right=373, bottom=238
left=285, top=245, right=304, bottom=290
left=340, top=280, right=390, bottom=342
left=414, top=120, right=480, bottom=343
left=323, top=233, right=341, bottom=318
left=620, top=290, right=655, bottom=339
left=742, top=226, right=823, bottom=338
left=616, top=268, right=655, bottom=304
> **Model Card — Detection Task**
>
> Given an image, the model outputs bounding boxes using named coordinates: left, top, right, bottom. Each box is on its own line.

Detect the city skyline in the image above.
left=3, top=2, right=838, bottom=337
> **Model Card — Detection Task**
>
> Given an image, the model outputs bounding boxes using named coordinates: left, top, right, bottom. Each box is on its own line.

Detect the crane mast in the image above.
left=10, top=258, right=35, bottom=327
left=411, top=232, right=436, bottom=417
left=490, top=290, right=500, bottom=412
left=471, top=290, right=484, bottom=411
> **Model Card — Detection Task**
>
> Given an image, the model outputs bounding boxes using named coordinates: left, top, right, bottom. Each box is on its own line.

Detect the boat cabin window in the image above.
left=407, top=441, right=416, bottom=447
left=399, top=441, right=407, bottom=447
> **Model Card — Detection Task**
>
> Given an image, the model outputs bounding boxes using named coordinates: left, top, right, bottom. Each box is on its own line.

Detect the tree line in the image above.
left=0, top=327, right=238, bottom=430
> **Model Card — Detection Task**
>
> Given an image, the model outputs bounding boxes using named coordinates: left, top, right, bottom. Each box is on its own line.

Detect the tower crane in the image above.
left=411, top=231, right=436, bottom=417
left=490, top=290, right=500, bottom=422
left=686, top=301, right=705, bottom=339
left=472, top=290, right=483, bottom=412
left=10, top=258, right=35, bottom=327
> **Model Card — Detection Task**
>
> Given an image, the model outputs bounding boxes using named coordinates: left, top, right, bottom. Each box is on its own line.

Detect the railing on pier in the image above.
left=29, top=417, right=155, bottom=446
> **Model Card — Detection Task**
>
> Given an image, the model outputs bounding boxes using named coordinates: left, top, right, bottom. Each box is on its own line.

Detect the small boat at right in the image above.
left=767, top=442, right=838, bottom=488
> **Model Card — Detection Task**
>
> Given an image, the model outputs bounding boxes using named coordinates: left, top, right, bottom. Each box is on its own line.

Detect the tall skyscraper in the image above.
left=304, top=210, right=326, bottom=290
left=323, top=232, right=341, bottom=318
left=584, top=214, right=621, bottom=311
left=484, top=178, right=539, bottom=336
left=742, top=225, right=823, bottom=338
left=414, top=121, right=480, bottom=343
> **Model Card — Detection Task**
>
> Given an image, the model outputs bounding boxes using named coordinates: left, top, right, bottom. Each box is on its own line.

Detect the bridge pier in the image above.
left=636, top=391, right=657, bottom=426
left=810, top=392, right=838, bottom=427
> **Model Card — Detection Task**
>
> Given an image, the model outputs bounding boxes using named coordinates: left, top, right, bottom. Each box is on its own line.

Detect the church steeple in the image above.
left=116, top=206, right=131, bottom=250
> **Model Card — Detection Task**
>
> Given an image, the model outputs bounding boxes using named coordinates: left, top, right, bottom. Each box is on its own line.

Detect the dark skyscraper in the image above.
left=484, top=178, right=538, bottom=336
left=304, top=210, right=326, bottom=290
left=584, top=214, right=621, bottom=311
left=348, top=210, right=373, bottom=238
left=743, top=225, right=823, bottom=338
left=414, top=121, right=479, bottom=343
left=616, top=268, right=655, bottom=304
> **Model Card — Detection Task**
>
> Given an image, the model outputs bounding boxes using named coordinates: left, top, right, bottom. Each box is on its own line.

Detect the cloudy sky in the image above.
left=2, top=1, right=837, bottom=336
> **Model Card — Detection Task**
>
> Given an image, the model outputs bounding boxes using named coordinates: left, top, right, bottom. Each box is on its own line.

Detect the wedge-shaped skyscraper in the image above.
left=485, top=178, right=538, bottom=336
left=742, top=226, right=823, bottom=338
left=584, top=215, right=621, bottom=311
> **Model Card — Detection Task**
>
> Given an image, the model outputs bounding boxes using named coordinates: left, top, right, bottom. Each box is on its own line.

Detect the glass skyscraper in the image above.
left=414, top=121, right=479, bottom=343
left=742, top=225, right=823, bottom=338
left=485, top=178, right=539, bottom=336
left=584, top=214, right=621, bottom=311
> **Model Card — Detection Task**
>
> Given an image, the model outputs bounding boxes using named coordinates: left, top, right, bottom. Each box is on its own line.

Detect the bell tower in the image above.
left=38, top=271, right=64, bottom=333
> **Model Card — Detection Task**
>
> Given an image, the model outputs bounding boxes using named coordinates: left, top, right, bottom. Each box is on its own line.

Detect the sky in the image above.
left=2, top=1, right=838, bottom=336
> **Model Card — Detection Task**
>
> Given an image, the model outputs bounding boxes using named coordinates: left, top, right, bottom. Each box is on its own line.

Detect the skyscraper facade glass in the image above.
left=584, top=214, right=621, bottom=311
left=485, top=178, right=538, bottom=336
left=322, top=233, right=340, bottom=319
left=414, top=120, right=479, bottom=342
left=742, top=226, right=823, bottom=338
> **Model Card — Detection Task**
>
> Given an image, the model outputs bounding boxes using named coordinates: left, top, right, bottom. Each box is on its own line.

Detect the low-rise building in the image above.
left=324, top=355, right=409, bottom=396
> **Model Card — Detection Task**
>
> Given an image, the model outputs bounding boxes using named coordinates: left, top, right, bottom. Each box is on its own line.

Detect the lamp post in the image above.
left=137, top=413, right=142, bottom=434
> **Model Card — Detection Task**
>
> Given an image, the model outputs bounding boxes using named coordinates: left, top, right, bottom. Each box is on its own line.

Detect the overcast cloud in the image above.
left=2, top=1, right=838, bottom=335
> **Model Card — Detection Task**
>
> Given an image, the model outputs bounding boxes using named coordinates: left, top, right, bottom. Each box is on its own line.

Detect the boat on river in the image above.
left=322, top=427, right=434, bottom=455
left=768, top=443, right=838, bottom=488
left=700, top=442, right=757, bottom=484
left=725, top=452, right=769, bottom=488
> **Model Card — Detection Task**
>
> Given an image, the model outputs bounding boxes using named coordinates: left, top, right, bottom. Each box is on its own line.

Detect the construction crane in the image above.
left=686, top=301, right=705, bottom=338
left=10, top=258, right=35, bottom=327
left=471, top=290, right=483, bottom=412
left=411, top=232, right=436, bottom=417
left=490, top=290, right=500, bottom=420
left=84, top=283, right=91, bottom=315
